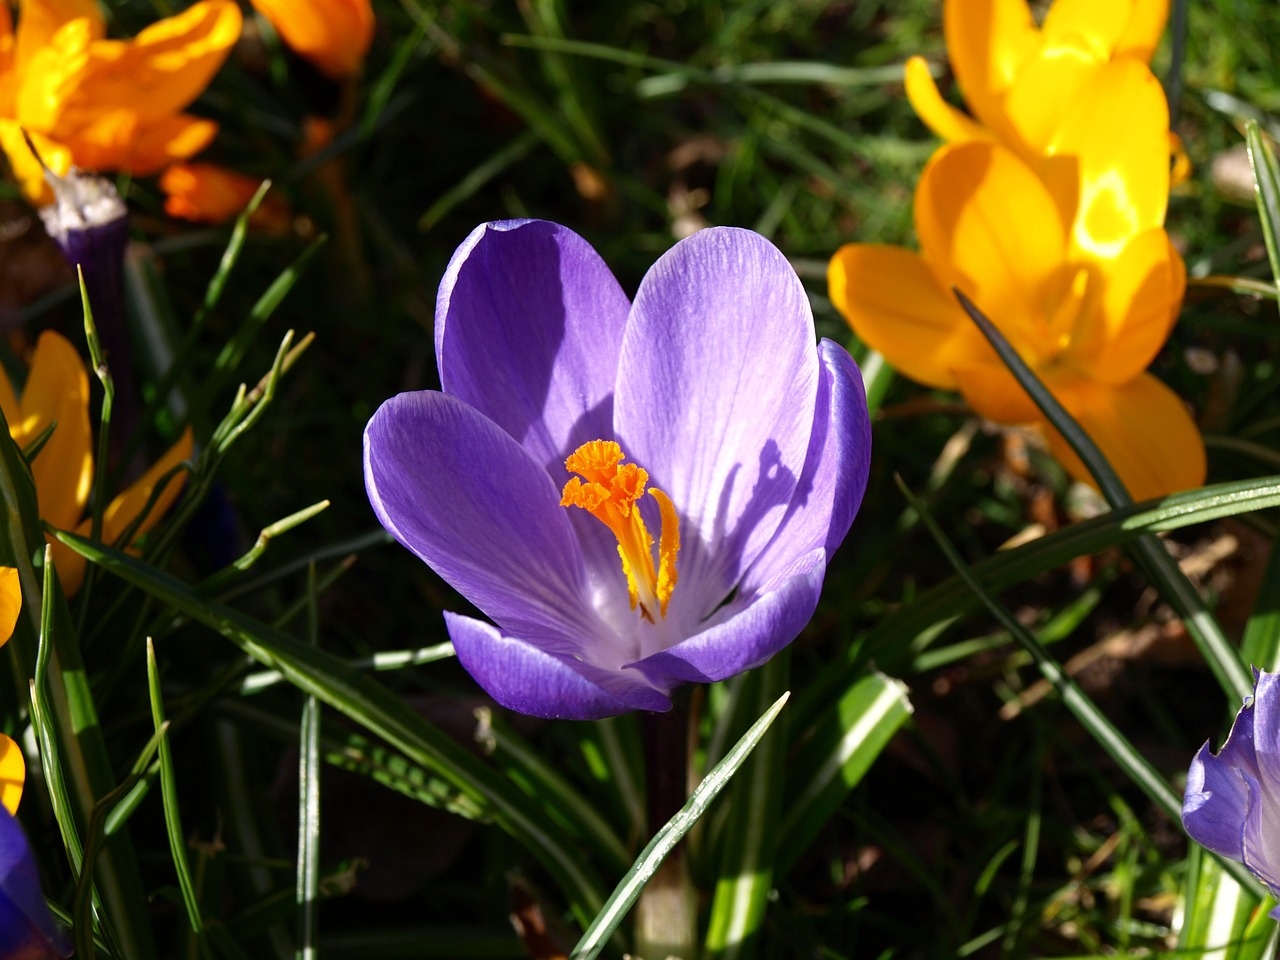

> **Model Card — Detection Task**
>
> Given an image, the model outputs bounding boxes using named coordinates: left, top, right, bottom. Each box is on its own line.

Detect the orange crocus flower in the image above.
left=0, top=331, right=193, bottom=594
left=904, top=0, right=1169, bottom=162
left=250, top=0, right=373, bottom=81
left=829, top=61, right=1202, bottom=502
left=0, top=0, right=243, bottom=202
left=0, top=567, right=20, bottom=815
left=160, top=162, right=291, bottom=232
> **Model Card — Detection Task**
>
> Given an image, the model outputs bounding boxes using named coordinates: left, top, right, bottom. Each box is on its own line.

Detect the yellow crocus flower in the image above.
left=829, top=62, right=1202, bottom=501
left=905, top=0, right=1169, bottom=164
left=250, top=0, right=374, bottom=81
left=0, top=0, right=243, bottom=202
left=0, top=331, right=193, bottom=595
left=0, top=567, right=20, bottom=815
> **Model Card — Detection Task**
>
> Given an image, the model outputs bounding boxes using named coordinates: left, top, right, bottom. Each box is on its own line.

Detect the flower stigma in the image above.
left=561, top=440, right=680, bottom=623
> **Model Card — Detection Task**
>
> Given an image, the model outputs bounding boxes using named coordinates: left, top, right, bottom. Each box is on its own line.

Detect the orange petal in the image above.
left=66, top=111, right=217, bottom=175
left=904, top=56, right=992, bottom=144
left=915, top=142, right=1068, bottom=361
left=14, top=0, right=102, bottom=76
left=1070, top=228, right=1184, bottom=384
left=0, top=122, right=70, bottom=202
left=251, top=0, right=374, bottom=80
left=1043, top=57, right=1170, bottom=260
left=943, top=0, right=1039, bottom=135
left=0, top=357, right=19, bottom=430
left=21, top=331, right=92, bottom=533
left=0, top=567, right=19, bottom=648
left=1041, top=373, right=1205, bottom=501
left=0, top=734, right=23, bottom=814
left=828, top=243, right=985, bottom=389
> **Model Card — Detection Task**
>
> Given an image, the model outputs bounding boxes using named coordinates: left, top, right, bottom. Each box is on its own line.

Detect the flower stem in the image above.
left=636, top=694, right=698, bottom=960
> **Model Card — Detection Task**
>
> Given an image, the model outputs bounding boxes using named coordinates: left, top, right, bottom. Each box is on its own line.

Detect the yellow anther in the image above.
left=561, top=440, right=680, bottom=621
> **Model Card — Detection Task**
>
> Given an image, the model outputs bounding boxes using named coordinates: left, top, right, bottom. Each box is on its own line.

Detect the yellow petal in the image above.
left=1070, top=228, right=1184, bottom=384
left=0, top=122, right=71, bottom=202
left=64, top=111, right=217, bottom=175
left=0, top=356, right=19, bottom=430
left=0, top=734, right=23, bottom=814
left=1001, top=34, right=1102, bottom=156
left=0, top=567, right=19, bottom=648
left=915, top=142, right=1068, bottom=361
left=14, top=0, right=102, bottom=76
left=1043, top=57, right=1170, bottom=260
left=21, top=331, right=92, bottom=533
left=1115, top=0, right=1170, bottom=61
left=251, top=0, right=374, bottom=80
left=1040, top=0, right=1129, bottom=57
left=904, top=55, right=992, bottom=144
left=99, top=426, right=194, bottom=547
left=952, top=358, right=1042, bottom=425
left=13, top=15, right=95, bottom=131
left=828, top=243, right=985, bottom=389
left=1041, top=373, right=1205, bottom=501
left=943, top=0, right=1039, bottom=135
left=64, top=1, right=242, bottom=126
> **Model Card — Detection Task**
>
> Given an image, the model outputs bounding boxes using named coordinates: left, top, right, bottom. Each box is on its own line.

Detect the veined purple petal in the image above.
left=446, top=613, right=672, bottom=720
left=365, top=390, right=599, bottom=647
left=615, top=227, right=819, bottom=612
left=632, top=549, right=826, bottom=687
left=436, top=220, right=630, bottom=474
left=741, top=339, right=871, bottom=593
left=1183, top=681, right=1261, bottom=863
left=0, top=808, right=65, bottom=959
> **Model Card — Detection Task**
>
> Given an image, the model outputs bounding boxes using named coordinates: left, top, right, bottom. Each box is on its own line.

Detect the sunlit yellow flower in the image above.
left=829, top=134, right=1201, bottom=502
left=0, top=0, right=243, bottom=202
left=0, top=331, right=193, bottom=594
left=905, top=0, right=1169, bottom=164
left=160, top=162, right=292, bottom=233
left=0, top=567, right=20, bottom=815
left=250, top=0, right=374, bottom=81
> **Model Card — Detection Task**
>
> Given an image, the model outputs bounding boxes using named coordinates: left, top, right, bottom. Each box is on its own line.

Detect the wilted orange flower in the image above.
left=0, top=0, right=243, bottom=203
left=250, top=0, right=373, bottom=81
left=829, top=62, right=1202, bottom=501
left=905, top=0, right=1171, bottom=165
left=0, top=331, right=193, bottom=594
left=0, top=567, right=20, bottom=815
left=160, top=162, right=291, bottom=232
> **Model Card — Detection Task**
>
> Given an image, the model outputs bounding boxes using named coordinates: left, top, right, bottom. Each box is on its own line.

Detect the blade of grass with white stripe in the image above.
left=704, top=652, right=789, bottom=960
left=147, top=638, right=205, bottom=938
left=570, top=692, right=791, bottom=960
left=1246, top=120, right=1280, bottom=297
left=776, top=669, right=911, bottom=876
left=954, top=288, right=1253, bottom=702
left=899, top=476, right=1264, bottom=896
left=297, top=563, right=321, bottom=960
left=57, top=531, right=610, bottom=925
left=1178, top=846, right=1274, bottom=960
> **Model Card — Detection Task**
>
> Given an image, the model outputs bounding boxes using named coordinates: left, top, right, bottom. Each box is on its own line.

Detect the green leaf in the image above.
left=56, top=529, right=610, bottom=925
left=569, top=692, right=790, bottom=960
left=1246, top=120, right=1280, bottom=299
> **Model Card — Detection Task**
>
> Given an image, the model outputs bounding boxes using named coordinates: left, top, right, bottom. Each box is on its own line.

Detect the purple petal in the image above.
left=741, top=339, right=871, bottom=592
left=0, top=808, right=65, bottom=958
left=615, top=227, right=820, bottom=612
left=435, top=220, right=630, bottom=474
left=365, top=390, right=599, bottom=646
left=446, top=613, right=672, bottom=719
left=632, top=549, right=826, bottom=687
left=1183, top=739, right=1251, bottom=862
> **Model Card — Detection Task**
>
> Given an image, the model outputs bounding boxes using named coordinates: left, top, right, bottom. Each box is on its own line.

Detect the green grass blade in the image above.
left=56, top=530, right=609, bottom=924
left=898, top=477, right=1263, bottom=896
left=1246, top=120, right=1280, bottom=298
left=569, top=691, right=790, bottom=960
left=297, top=563, right=322, bottom=960
left=1240, top=540, right=1280, bottom=671
left=704, top=654, right=789, bottom=960
left=1179, top=847, right=1273, bottom=959
left=147, top=638, right=204, bottom=936
left=954, top=289, right=1253, bottom=702
left=777, top=669, right=911, bottom=876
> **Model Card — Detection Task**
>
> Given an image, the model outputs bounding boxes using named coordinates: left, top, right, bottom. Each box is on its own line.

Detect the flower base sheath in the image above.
left=364, top=220, right=872, bottom=719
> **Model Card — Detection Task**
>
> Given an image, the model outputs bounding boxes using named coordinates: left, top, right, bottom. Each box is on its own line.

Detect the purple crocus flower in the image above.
left=0, top=807, right=67, bottom=959
left=1183, top=668, right=1280, bottom=916
left=364, top=220, right=871, bottom=719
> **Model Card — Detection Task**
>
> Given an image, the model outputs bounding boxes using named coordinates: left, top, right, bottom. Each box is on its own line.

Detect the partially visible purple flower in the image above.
left=1183, top=668, right=1280, bottom=916
left=0, top=806, right=67, bottom=959
left=364, top=220, right=871, bottom=720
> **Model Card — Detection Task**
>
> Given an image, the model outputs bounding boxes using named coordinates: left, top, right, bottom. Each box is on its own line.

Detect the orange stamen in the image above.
left=561, top=440, right=680, bottom=620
